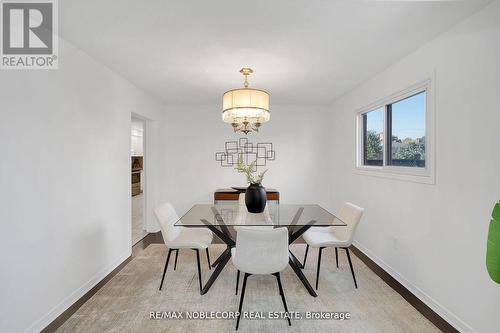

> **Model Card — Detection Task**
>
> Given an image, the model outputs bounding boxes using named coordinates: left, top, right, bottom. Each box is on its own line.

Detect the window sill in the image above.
left=353, top=166, right=435, bottom=185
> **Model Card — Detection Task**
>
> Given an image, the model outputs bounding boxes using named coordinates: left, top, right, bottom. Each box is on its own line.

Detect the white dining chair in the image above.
left=154, top=202, right=213, bottom=294
left=235, top=193, right=273, bottom=226
left=234, top=193, right=247, bottom=226
left=232, top=227, right=291, bottom=330
left=234, top=194, right=274, bottom=295
left=238, top=192, right=246, bottom=207
left=302, top=202, right=364, bottom=290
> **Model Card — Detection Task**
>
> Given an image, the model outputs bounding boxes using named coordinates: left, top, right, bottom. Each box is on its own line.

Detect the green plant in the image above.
left=487, top=202, right=500, bottom=284
left=235, top=155, right=267, bottom=185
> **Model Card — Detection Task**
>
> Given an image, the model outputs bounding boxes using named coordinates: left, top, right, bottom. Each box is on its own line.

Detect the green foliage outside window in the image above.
left=366, top=130, right=383, bottom=161
left=394, top=144, right=425, bottom=161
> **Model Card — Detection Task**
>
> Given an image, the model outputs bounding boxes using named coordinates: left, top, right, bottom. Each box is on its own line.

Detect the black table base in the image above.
left=199, top=208, right=319, bottom=297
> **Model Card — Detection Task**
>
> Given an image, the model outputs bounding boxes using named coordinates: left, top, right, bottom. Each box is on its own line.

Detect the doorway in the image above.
left=131, top=116, right=148, bottom=245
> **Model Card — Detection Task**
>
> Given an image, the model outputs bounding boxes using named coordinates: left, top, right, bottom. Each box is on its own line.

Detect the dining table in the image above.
left=174, top=203, right=346, bottom=297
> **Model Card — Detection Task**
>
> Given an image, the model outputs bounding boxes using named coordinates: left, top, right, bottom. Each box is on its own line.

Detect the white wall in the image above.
left=161, top=105, right=331, bottom=216
left=327, top=2, right=500, bottom=332
left=0, top=38, right=165, bottom=332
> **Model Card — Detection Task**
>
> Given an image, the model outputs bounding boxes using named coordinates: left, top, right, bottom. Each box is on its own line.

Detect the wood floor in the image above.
left=57, top=244, right=440, bottom=333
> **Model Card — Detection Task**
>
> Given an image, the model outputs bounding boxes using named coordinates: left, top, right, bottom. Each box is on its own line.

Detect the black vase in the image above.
left=245, top=183, right=267, bottom=213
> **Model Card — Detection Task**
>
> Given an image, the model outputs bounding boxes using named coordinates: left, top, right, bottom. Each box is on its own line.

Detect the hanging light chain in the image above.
left=244, top=74, right=249, bottom=88
left=239, top=67, right=253, bottom=88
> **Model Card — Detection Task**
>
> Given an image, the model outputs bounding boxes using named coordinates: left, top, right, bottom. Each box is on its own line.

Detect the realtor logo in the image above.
left=1, top=0, right=58, bottom=69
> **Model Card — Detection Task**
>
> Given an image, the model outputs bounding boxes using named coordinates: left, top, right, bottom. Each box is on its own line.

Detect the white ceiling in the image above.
left=60, top=0, right=490, bottom=106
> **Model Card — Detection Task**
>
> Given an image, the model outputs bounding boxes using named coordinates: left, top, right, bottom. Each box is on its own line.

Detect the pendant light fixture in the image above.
left=222, top=68, right=270, bottom=134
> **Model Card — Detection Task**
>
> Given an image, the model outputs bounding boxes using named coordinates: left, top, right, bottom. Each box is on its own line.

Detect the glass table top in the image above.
left=174, top=203, right=346, bottom=227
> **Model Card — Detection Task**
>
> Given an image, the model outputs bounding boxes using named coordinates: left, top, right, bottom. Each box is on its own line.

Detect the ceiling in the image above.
left=60, top=0, right=490, bottom=106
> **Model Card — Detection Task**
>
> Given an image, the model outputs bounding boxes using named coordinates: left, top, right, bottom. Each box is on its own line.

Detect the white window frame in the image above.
left=355, top=79, right=435, bottom=184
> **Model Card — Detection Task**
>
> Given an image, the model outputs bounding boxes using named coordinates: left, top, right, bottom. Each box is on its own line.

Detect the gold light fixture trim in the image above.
left=222, top=68, right=270, bottom=134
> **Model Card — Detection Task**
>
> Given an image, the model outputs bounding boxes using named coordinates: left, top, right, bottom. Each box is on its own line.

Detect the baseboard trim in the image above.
left=132, top=231, right=163, bottom=256
left=349, top=244, right=460, bottom=333
left=40, top=232, right=163, bottom=333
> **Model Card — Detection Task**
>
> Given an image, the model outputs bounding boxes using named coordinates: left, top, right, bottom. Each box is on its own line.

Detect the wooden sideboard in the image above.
left=131, top=156, right=143, bottom=196
left=214, top=188, right=279, bottom=203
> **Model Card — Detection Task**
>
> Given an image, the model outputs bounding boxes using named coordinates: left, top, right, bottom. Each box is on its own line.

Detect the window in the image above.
left=356, top=81, right=434, bottom=183
left=388, top=92, right=426, bottom=167
left=362, top=107, right=384, bottom=166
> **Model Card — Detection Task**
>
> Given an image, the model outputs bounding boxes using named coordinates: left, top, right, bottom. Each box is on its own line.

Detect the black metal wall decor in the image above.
left=215, top=138, right=275, bottom=172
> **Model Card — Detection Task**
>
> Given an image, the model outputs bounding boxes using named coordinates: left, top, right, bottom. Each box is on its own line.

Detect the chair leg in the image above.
left=335, top=247, right=338, bottom=268
left=345, top=248, right=358, bottom=288
left=236, top=273, right=250, bottom=330
left=303, top=244, right=309, bottom=268
left=159, top=248, right=173, bottom=290
left=274, top=272, right=291, bottom=326
left=173, top=249, right=179, bottom=270
left=315, top=247, right=324, bottom=290
left=194, top=249, right=203, bottom=294
left=235, top=270, right=240, bottom=295
left=274, top=272, right=282, bottom=295
left=206, top=248, right=211, bottom=270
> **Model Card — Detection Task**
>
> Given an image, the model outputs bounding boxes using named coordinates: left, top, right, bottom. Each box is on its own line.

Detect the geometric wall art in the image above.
left=215, top=138, right=275, bottom=172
